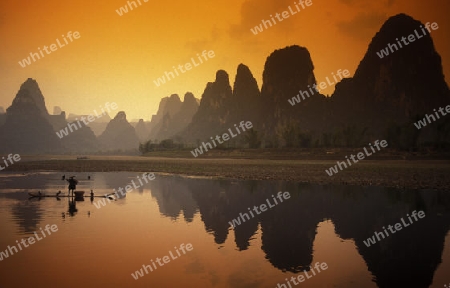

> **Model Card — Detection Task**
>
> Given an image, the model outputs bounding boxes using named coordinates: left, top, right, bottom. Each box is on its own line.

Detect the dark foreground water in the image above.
left=0, top=172, right=449, bottom=288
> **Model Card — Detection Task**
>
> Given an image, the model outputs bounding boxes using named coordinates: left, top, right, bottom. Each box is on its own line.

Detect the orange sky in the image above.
left=1, top=0, right=449, bottom=121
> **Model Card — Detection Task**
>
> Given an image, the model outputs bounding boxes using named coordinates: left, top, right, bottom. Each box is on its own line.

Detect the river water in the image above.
left=0, top=172, right=449, bottom=288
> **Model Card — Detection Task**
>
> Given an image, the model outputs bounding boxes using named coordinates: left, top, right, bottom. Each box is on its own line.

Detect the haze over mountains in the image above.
left=0, top=14, right=448, bottom=154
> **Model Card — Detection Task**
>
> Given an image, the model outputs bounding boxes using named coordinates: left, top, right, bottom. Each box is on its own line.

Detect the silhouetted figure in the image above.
left=62, top=174, right=65, bottom=180
left=66, top=176, right=78, bottom=195
left=88, top=175, right=91, bottom=180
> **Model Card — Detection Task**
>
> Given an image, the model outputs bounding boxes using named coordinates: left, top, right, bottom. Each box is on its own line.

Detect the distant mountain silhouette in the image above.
left=152, top=92, right=199, bottom=141
left=180, top=70, right=235, bottom=141
left=67, top=113, right=111, bottom=123
left=3, top=14, right=450, bottom=153
left=98, top=111, right=139, bottom=151
left=0, top=78, right=61, bottom=153
left=177, top=49, right=327, bottom=146
left=66, top=113, right=111, bottom=136
left=0, top=79, right=101, bottom=153
left=20, top=78, right=49, bottom=116
left=176, top=13, right=449, bottom=149
left=60, top=124, right=99, bottom=153
left=0, top=107, right=5, bottom=127
left=148, top=94, right=182, bottom=140
left=134, top=119, right=150, bottom=142
left=147, top=96, right=170, bottom=136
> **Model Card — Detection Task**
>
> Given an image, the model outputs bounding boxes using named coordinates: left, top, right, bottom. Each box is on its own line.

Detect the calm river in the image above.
left=0, top=172, right=449, bottom=288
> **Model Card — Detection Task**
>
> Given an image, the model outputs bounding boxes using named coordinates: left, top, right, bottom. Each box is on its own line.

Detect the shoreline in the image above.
left=6, top=155, right=450, bottom=191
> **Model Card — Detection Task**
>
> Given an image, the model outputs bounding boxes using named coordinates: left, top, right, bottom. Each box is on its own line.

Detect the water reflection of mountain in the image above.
left=8, top=173, right=449, bottom=287
left=10, top=201, right=45, bottom=234
left=149, top=176, right=197, bottom=222
left=333, top=188, right=450, bottom=288
left=149, top=177, right=450, bottom=288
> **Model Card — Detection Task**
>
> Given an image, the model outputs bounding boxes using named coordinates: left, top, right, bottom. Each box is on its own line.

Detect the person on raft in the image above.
left=67, top=176, right=78, bottom=195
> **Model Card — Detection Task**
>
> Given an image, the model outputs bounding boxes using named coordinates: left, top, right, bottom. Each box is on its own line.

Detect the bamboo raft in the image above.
left=28, top=191, right=109, bottom=198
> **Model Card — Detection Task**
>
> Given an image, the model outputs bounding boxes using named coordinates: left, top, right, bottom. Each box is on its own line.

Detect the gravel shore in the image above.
left=9, top=155, right=450, bottom=191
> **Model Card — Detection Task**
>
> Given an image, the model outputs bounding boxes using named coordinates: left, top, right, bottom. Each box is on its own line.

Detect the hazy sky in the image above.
left=1, top=0, right=449, bottom=121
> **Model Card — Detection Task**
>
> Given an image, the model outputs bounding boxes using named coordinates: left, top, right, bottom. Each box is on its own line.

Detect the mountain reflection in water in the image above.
left=150, top=176, right=450, bottom=287
left=0, top=172, right=449, bottom=288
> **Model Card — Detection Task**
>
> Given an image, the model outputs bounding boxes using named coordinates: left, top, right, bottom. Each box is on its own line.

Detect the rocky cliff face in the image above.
left=252, top=14, right=450, bottom=147
left=230, top=64, right=261, bottom=126
left=179, top=54, right=327, bottom=145
left=259, top=46, right=328, bottom=146
left=178, top=14, right=450, bottom=148
left=98, top=111, right=140, bottom=151
left=182, top=70, right=234, bottom=141
left=332, top=13, right=450, bottom=130
left=261, top=46, right=316, bottom=106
